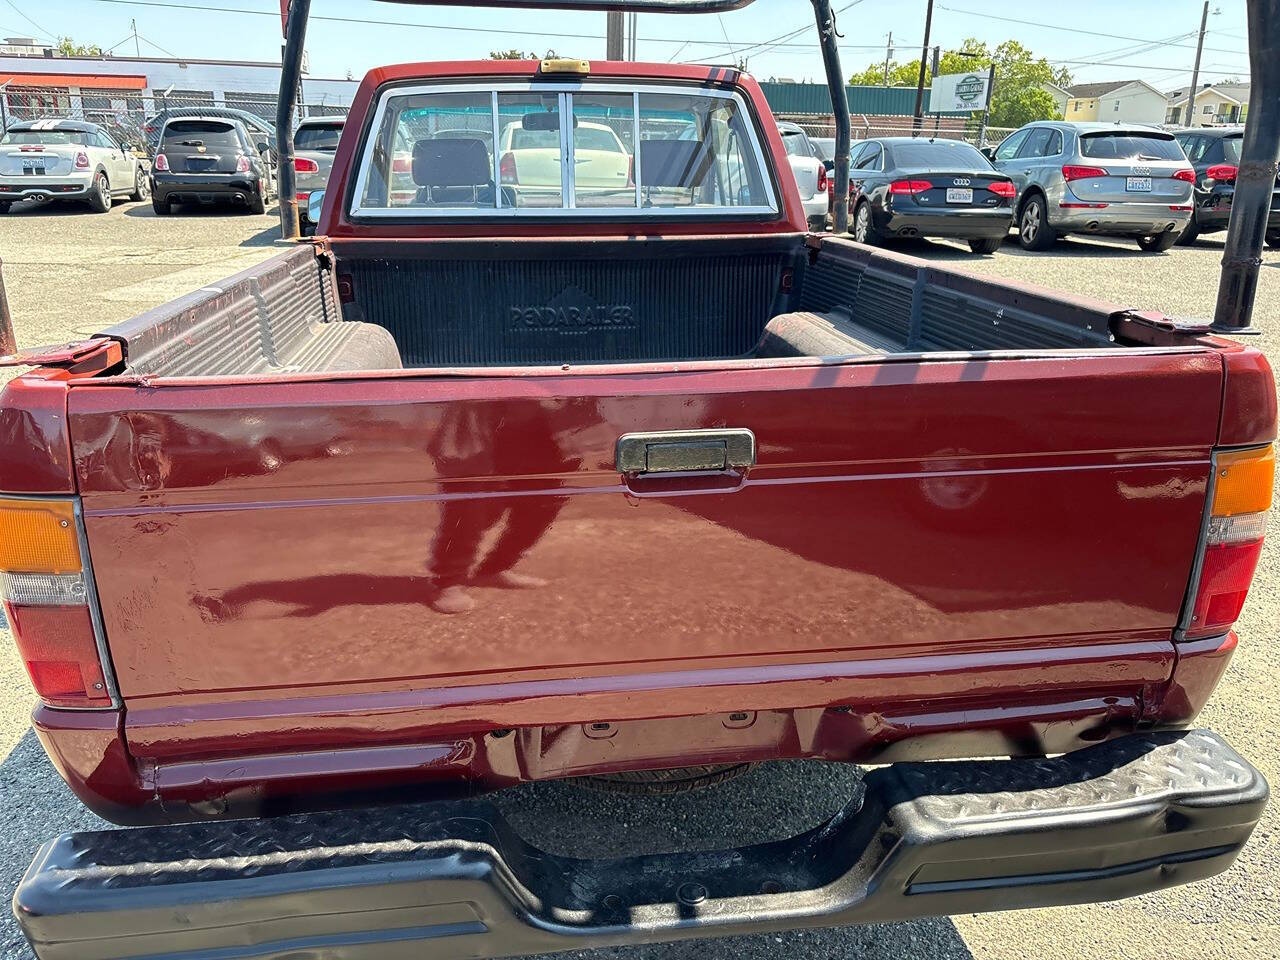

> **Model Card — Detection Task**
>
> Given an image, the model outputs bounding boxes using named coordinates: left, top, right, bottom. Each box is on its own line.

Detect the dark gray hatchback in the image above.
left=150, top=117, right=276, bottom=215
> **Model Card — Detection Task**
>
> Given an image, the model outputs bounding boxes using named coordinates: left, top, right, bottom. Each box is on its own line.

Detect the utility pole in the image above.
left=1183, top=0, right=1209, bottom=126
left=883, top=31, right=893, bottom=86
left=912, top=0, right=935, bottom=135
left=606, top=12, right=624, bottom=60
left=131, top=19, right=140, bottom=57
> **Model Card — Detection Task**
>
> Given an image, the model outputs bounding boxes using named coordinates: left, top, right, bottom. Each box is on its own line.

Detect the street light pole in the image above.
left=911, top=0, right=935, bottom=135
left=1183, top=1, right=1209, bottom=126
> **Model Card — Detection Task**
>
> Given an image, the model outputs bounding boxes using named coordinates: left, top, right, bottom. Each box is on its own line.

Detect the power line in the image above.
left=2, top=0, right=54, bottom=39
left=937, top=3, right=1247, bottom=56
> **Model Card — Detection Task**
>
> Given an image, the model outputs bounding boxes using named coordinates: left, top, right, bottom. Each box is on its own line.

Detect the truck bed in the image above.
left=105, top=235, right=1121, bottom=378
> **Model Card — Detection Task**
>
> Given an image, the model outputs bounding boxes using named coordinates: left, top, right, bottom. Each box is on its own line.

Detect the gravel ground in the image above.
left=0, top=205, right=1277, bottom=960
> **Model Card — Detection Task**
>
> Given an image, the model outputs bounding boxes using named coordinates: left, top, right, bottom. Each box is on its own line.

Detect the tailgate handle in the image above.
left=616, top=429, right=755, bottom=475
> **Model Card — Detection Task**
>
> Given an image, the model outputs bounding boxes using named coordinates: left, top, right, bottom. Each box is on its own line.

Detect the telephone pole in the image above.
left=912, top=0, right=935, bottom=134
left=131, top=19, right=140, bottom=57
left=883, top=31, right=893, bottom=85
left=606, top=12, right=624, bottom=60
left=1183, top=0, right=1209, bottom=126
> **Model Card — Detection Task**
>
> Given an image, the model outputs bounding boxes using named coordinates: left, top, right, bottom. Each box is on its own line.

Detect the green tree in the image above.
left=488, top=48, right=559, bottom=60
left=56, top=37, right=104, bottom=57
left=848, top=38, right=1071, bottom=128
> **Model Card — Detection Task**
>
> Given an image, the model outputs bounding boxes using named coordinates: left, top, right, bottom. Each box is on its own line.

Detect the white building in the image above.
left=0, top=47, right=358, bottom=128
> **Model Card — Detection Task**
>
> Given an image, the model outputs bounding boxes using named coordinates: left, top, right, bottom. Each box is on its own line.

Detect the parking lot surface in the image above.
left=0, top=201, right=1277, bottom=960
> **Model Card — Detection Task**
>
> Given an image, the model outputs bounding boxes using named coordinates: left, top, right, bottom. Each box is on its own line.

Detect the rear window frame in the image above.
left=346, top=79, right=781, bottom=222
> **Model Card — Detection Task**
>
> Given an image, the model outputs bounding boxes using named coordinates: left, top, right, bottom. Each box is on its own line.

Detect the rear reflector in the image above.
left=0, top=497, right=114, bottom=708
left=5, top=605, right=111, bottom=708
left=1186, top=445, right=1273, bottom=639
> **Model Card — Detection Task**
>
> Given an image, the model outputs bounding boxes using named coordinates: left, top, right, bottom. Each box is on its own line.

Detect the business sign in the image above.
left=930, top=72, right=991, bottom=112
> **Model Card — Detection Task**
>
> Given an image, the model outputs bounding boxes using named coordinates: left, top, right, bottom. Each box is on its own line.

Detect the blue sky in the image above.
left=3, top=0, right=1253, bottom=91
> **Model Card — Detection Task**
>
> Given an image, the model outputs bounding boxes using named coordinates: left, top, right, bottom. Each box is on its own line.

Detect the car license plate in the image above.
left=1126, top=177, right=1152, bottom=192
left=21, top=158, right=45, bottom=173
left=946, top=187, right=972, bottom=204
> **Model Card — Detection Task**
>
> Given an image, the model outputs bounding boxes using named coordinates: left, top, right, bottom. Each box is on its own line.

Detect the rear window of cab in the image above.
left=349, top=82, right=779, bottom=218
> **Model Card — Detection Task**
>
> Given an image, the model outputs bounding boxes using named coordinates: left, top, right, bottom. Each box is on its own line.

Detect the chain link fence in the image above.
left=0, top=86, right=351, bottom=153
left=778, top=114, right=1016, bottom=150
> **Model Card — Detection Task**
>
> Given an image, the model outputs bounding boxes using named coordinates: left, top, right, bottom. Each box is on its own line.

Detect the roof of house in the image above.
left=1165, top=82, right=1248, bottom=103
left=1066, top=81, right=1130, bottom=99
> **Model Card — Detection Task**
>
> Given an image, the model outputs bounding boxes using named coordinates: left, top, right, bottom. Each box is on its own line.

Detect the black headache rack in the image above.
left=274, top=0, right=852, bottom=239
left=15, top=731, right=1268, bottom=960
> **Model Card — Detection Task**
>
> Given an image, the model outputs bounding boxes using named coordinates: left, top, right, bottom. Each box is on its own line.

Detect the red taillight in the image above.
left=1059, top=201, right=1109, bottom=209
left=154, top=153, right=169, bottom=172
left=1206, top=164, right=1238, bottom=182
left=817, top=163, right=829, bottom=194
left=1186, top=446, right=1273, bottom=639
left=1062, top=164, right=1107, bottom=182
left=6, top=605, right=111, bottom=708
left=987, top=180, right=1016, bottom=198
left=0, top=497, right=112, bottom=709
left=294, top=156, right=319, bottom=174
left=888, top=179, right=931, bottom=195
left=500, top=151, right=517, bottom=184
left=1172, top=168, right=1196, bottom=183
left=235, top=155, right=251, bottom=174
left=391, top=154, right=412, bottom=174
left=73, top=152, right=90, bottom=170
left=296, top=192, right=311, bottom=202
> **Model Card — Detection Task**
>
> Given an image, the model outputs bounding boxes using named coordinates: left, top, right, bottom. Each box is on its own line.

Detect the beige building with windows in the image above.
left=1062, top=80, right=1167, bottom=125
left=1164, top=82, right=1249, bottom=127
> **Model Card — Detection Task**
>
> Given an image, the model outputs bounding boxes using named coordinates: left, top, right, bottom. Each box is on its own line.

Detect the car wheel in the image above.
left=1137, top=231, right=1178, bottom=252
left=151, top=196, right=172, bottom=216
left=247, top=184, right=267, bottom=215
left=87, top=172, right=111, bottom=213
left=129, top=166, right=150, bottom=202
left=1266, top=230, right=1280, bottom=250
left=968, top=236, right=1002, bottom=255
left=1175, top=218, right=1200, bottom=246
left=852, top=200, right=879, bottom=245
left=1017, top=194, right=1055, bottom=250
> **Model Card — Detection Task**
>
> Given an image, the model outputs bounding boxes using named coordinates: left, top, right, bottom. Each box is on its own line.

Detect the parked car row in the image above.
left=0, top=113, right=280, bottom=216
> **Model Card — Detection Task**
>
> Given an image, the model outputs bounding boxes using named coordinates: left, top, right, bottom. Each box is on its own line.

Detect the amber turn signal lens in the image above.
left=0, top=498, right=82, bottom=574
left=1212, top=446, right=1275, bottom=518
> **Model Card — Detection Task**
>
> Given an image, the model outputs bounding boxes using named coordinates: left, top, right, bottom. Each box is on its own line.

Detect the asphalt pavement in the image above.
left=0, top=199, right=1276, bottom=959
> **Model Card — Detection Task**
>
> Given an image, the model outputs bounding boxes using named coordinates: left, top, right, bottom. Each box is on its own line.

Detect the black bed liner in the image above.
left=14, top=730, right=1267, bottom=960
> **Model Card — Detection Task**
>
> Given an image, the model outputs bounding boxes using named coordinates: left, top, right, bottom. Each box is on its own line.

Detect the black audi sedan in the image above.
left=847, top=137, right=1016, bottom=254
left=1172, top=126, right=1280, bottom=247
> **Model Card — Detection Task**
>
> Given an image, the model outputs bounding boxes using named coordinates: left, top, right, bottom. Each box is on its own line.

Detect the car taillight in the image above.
left=1206, top=164, right=1238, bottom=182
left=888, top=179, right=931, bottom=195
left=817, top=163, right=829, bottom=194
left=1062, top=164, right=1107, bottom=181
left=154, top=153, right=169, bottom=172
left=1186, top=445, right=1273, bottom=639
left=500, top=151, right=517, bottom=184
left=73, top=152, right=90, bottom=169
left=235, top=155, right=251, bottom=174
left=294, top=157, right=319, bottom=174
left=0, top=498, right=112, bottom=708
left=987, top=180, right=1016, bottom=198
left=1172, top=168, right=1196, bottom=183
left=296, top=192, right=311, bottom=202
left=391, top=155, right=412, bottom=174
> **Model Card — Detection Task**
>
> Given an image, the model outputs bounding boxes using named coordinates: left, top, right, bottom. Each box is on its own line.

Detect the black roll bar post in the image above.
left=1212, top=0, right=1278, bottom=333
left=811, top=0, right=849, bottom=234
left=277, top=0, right=312, bottom=240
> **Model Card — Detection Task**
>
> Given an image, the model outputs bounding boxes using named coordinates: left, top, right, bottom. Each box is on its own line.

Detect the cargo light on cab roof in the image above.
left=539, top=57, right=590, bottom=75
left=0, top=498, right=113, bottom=709
left=1186, top=445, right=1274, bottom=639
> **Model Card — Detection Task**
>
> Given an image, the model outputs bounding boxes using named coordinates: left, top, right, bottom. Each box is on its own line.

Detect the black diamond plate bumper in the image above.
left=14, top=730, right=1267, bottom=960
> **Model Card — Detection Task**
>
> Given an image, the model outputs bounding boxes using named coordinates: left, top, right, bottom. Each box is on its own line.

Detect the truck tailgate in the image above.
left=67, top=350, right=1222, bottom=765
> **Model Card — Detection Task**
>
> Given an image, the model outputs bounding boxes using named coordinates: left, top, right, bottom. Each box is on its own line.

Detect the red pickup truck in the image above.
left=3, top=24, right=1275, bottom=960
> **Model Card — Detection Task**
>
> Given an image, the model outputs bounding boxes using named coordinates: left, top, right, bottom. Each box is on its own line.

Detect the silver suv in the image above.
left=991, top=122, right=1193, bottom=252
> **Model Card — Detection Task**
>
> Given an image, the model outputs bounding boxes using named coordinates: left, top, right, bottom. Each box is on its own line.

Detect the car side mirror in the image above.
left=256, top=140, right=269, bottom=154
left=307, top=190, right=325, bottom=225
